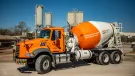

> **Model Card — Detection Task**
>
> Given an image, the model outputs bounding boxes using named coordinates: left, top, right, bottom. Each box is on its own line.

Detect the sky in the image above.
left=0, top=0, right=135, bottom=32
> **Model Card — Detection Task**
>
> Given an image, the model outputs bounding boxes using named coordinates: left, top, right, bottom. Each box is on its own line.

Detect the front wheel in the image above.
left=35, top=55, right=52, bottom=74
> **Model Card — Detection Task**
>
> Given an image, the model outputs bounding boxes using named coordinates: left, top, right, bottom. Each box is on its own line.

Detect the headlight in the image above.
left=25, top=53, right=34, bottom=57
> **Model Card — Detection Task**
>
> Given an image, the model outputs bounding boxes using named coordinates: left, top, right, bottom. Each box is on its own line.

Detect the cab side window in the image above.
left=51, top=30, right=61, bottom=40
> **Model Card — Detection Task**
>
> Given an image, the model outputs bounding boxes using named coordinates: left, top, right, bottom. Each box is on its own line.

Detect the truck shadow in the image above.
left=17, top=66, right=35, bottom=73
left=54, top=60, right=91, bottom=71
left=17, top=60, right=91, bottom=73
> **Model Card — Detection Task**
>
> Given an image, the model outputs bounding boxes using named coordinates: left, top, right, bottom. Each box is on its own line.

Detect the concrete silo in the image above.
left=67, top=12, right=76, bottom=26
left=36, top=5, right=44, bottom=27
left=67, top=11, right=83, bottom=27
left=76, top=11, right=83, bottom=25
left=45, top=12, right=52, bottom=28
left=35, top=5, right=44, bottom=38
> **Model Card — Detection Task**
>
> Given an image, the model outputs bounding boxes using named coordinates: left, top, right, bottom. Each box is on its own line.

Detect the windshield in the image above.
left=39, top=29, right=51, bottom=38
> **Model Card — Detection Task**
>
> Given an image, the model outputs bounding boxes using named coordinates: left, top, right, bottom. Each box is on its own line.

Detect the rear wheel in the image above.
left=96, top=56, right=100, bottom=64
left=35, top=55, right=52, bottom=74
left=96, top=51, right=110, bottom=65
left=110, top=51, right=121, bottom=64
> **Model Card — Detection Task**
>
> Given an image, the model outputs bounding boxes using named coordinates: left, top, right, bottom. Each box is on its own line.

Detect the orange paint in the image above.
left=71, top=22, right=101, bottom=49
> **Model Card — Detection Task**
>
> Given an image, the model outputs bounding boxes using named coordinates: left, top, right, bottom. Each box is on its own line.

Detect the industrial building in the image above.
left=0, top=35, right=16, bottom=48
left=121, top=32, right=135, bottom=38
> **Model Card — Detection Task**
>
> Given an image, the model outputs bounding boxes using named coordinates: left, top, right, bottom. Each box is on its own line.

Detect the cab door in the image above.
left=50, top=30, right=63, bottom=53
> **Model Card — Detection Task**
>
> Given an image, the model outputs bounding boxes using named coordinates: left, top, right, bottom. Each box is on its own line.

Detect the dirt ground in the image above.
left=0, top=44, right=135, bottom=76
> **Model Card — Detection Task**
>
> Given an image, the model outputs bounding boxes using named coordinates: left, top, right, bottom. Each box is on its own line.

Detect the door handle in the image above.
left=52, top=42, right=55, bottom=45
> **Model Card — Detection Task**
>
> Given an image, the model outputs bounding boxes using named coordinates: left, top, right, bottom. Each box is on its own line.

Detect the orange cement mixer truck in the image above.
left=13, top=21, right=123, bottom=74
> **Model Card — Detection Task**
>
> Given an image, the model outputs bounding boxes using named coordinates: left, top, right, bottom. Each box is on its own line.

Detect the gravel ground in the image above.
left=0, top=44, right=135, bottom=76
left=0, top=58, right=135, bottom=76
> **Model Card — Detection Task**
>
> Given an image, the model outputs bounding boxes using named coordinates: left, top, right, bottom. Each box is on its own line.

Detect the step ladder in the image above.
left=112, top=22, right=123, bottom=49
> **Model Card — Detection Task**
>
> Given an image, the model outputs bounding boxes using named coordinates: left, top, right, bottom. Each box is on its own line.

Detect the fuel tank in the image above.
left=71, top=21, right=114, bottom=49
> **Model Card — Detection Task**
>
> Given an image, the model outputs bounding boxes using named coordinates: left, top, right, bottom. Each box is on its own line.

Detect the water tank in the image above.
left=36, top=5, right=43, bottom=26
left=71, top=21, right=114, bottom=49
left=45, top=12, right=52, bottom=26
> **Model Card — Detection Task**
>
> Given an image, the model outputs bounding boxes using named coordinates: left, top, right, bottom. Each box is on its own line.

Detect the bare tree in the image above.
left=13, top=21, right=30, bottom=35
left=0, top=21, right=30, bottom=36
left=0, top=28, right=12, bottom=35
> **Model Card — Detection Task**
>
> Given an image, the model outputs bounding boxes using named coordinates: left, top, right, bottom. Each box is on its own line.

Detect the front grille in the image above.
left=15, top=45, right=20, bottom=57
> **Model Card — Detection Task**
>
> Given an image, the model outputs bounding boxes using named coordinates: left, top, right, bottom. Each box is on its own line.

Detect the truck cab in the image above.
left=14, top=27, right=67, bottom=74
left=14, top=27, right=65, bottom=59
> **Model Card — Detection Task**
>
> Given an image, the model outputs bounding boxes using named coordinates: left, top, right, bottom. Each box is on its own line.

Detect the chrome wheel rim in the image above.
left=103, top=54, right=109, bottom=62
left=115, top=54, right=120, bottom=61
left=43, top=60, right=49, bottom=70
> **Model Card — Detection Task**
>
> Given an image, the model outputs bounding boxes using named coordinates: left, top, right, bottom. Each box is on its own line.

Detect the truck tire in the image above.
left=96, top=56, right=100, bottom=64
left=97, top=51, right=110, bottom=65
left=110, top=51, right=121, bottom=64
left=35, top=55, right=52, bottom=74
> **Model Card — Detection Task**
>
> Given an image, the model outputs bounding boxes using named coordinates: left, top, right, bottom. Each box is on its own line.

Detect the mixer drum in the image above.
left=71, top=21, right=114, bottom=49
